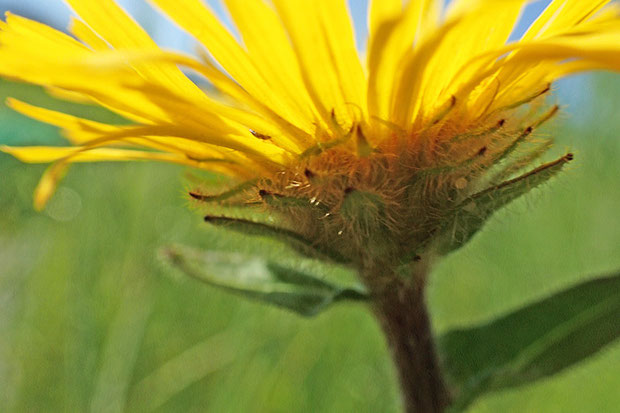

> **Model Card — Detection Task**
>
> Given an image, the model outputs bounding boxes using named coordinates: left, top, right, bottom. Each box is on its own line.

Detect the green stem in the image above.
left=363, top=264, right=452, bottom=413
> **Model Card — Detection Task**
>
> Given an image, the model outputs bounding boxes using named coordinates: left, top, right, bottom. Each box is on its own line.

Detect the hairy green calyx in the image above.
left=191, top=105, right=571, bottom=273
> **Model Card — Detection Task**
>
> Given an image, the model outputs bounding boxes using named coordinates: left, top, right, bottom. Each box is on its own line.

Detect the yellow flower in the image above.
left=1, top=0, right=620, bottom=262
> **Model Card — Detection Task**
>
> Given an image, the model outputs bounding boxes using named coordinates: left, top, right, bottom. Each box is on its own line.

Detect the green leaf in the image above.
left=161, top=245, right=367, bottom=317
left=440, top=271, right=620, bottom=411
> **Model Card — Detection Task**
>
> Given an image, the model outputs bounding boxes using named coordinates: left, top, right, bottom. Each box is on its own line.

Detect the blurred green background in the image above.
left=1, top=73, right=619, bottom=413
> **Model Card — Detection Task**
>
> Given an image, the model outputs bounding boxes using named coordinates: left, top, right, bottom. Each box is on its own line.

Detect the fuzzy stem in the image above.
left=363, top=264, right=452, bottom=413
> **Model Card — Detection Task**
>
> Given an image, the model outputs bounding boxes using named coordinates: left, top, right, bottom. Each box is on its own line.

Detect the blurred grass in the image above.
left=0, top=75, right=619, bottom=413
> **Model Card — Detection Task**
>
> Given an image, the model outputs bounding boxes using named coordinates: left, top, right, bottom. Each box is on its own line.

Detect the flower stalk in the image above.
left=363, top=262, right=451, bottom=413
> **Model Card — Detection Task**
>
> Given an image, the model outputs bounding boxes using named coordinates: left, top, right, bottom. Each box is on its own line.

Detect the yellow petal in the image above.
left=33, top=162, right=68, bottom=211
left=414, top=0, right=527, bottom=127
left=74, top=48, right=310, bottom=153
left=270, top=0, right=366, bottom=129
left=7, top=96, right=285, bottom=165
left=367, top=0, right=439, bottom=123
left=65, top=0, right=208, bottom=103
left=1, top=145, right=232, bottom=166
left=148, top=0, right=313, bottom=135
left=69, top=17, right=110, bottom=51
left=316, top=0, right=367, bottom=119
left=223, top=0, right=319, bottom=127
left=483, top=34, right=620, bottom=114
left=368, top=0, right=401, bottom=38
left=425, top=1, right=620, bottom=124
left=45, top=87, right=94, bottom=104
left=7, top=98, right=118, bottom=144
left=521, top=0, right=610, bottom=41
left=389, top=19, right=460, bottom=128
left=0, top=15, right=177, bottom=123
left=2, top=9, right=303, bottom=157
left=1, top=146, right=243, bottom=210
left=8, top=99, right=237, bottom=162
left=2, top=12, right=89, bottom=52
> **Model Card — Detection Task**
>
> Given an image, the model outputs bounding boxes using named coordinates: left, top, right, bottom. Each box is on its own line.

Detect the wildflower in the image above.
left=1, top=0, right=618, bottom=266
left=1, top=0, right=618, bottom=277
left=2, top=1, right=620, bottom=411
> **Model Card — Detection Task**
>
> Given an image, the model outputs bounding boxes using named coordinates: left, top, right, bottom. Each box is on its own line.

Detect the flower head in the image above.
left=2, top=0, right=620, bottom=266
